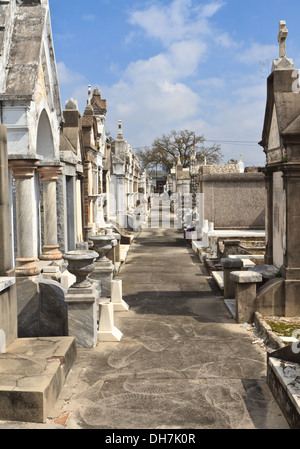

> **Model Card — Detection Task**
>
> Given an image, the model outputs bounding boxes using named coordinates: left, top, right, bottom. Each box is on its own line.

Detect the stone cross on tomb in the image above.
left=278, top=21, right=288, bottom=58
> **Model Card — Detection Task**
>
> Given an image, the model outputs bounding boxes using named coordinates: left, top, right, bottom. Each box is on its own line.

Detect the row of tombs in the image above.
left=182, top=21, right=300, bottom=429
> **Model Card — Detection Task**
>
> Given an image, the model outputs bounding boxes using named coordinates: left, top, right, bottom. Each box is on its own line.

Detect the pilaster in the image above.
left=8, top=158, right=40, bottom=277
left=38, top=164, right=63, bottom=261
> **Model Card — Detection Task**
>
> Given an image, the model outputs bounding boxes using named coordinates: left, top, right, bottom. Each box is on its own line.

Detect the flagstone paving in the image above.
left=0, top=228, right=290, bottom=429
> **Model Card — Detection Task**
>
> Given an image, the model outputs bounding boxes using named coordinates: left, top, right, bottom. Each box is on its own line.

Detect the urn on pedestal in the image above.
left=63, top=250, right=99, bottom=288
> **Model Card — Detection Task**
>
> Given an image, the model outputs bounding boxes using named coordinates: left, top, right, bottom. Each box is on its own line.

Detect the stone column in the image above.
left=230, top=271, right=263, bottom=324
left=263, top=169, right=274, bottom=265
left=63, top=250, right=99, bottom=348
left=38, top=165, right=63, bottom=261
left=116, top=175, right=126, bottom=228
left=0, top=125, right=11, bottom=275
left=221, top=258, right=244, bottom=299
left=8, top=158, right=40, bottom=277
left=281, top=165, right=300, bottom=316
left=89, top=235, right=116, bottom=297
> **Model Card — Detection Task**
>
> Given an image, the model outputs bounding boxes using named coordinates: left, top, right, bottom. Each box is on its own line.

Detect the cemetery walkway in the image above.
left=0, top=228, right=289, bottom=430
left=48, top=227, right=288, bottom=430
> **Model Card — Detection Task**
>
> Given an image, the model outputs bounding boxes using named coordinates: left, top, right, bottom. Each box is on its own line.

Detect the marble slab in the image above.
left=212, top=271, right=224, bottom=289
left=224, top=299, right=237, bottom=319
left=269, top=357, right=300, bottom=416
left=0, top=277, right=15, bottom=293
left=230, top=271, right=262, bottom=284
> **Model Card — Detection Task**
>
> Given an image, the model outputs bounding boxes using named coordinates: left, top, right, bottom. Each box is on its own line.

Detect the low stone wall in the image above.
left=200, top=172, right=265, bottom=229
left=0, top=278, right=18, bottom=348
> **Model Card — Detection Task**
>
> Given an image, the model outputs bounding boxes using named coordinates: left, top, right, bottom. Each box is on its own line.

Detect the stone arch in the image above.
left=36, top=108, right=55, bottom=160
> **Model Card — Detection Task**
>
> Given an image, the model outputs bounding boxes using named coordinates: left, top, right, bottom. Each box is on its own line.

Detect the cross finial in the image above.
left=87, top=85, right=92, bottom=105
left=278, top=21, right=288, bottom=59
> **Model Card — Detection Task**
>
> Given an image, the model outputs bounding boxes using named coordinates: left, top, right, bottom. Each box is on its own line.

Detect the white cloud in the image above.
left=128, top=0, right=226, bottom=47
left=56, top=62, right=86, bottom=86
left=237, top=42, right=278, bottom=64
left=59, top=0, right=269, bottom=167
left=101, top=0, right=228, bottom=143
left=124, top=39, right=207, bottom=84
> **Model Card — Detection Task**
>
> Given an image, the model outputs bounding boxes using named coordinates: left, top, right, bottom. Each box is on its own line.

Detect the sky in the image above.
left=49, top=0, right=300, bottom=167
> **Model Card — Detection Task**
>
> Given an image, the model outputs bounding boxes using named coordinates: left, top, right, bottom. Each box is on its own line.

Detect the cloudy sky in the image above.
left=50, top=0, right=300, bottom=167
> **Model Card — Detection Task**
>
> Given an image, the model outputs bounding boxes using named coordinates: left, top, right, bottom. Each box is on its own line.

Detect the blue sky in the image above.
left=49, top=0, right=300, bottom=166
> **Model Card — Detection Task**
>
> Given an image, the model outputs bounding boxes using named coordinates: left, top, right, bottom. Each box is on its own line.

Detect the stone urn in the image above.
left=63, top=250, right=99, bottom=288
left=89, top=235, right=117, bottom=265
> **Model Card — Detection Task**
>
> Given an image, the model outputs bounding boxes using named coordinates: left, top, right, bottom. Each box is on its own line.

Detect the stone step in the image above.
left=212, top=270, right=224, bottom=291
left=224, top=299, right=236, bottom=319
left=268, top=356, right=300, bottom=429
left=0, top=336, right=76, bottom=423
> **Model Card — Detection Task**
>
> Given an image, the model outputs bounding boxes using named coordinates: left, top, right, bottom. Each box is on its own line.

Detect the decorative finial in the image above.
left=118, top=120, right=123, bottom=138
left=278, top=21, right=288, bottom=59
left=87, top=85, right=92, bottom=105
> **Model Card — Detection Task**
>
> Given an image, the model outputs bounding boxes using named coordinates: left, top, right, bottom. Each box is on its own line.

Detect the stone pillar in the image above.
left=8, top=158, right=40, bottom=277
left=221, top=258, right=244, bottom=299
left=230, top=271, right=263, bottom=324
left=0, top=125, right=11, bottom=275
left=106, top=230, right=121, bottom=271
left=63, top=250, right=99, bottom=348
left=111, top=279, right=129, bottom=312
left=98, top=302, right=123, bottom=342
left=281, top=165, right=300, bottom=316
left=263, top=169, right=274, bottom=265
left=116, top=175, right=126, bottom=228
left=38, top=165, right=63, bottom=261
left=89, top=235, right=116, bottom=297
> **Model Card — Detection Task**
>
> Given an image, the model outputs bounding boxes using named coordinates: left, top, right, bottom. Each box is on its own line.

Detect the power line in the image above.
left=132, top=139, right=260, bottom=151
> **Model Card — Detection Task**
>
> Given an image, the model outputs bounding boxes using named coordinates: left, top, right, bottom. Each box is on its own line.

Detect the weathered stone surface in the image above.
left=39, top=280, right=68, bottom=337
left=0, top=337, right=76, bottom=423
left=230, top=271, right=263, bottom=284
left=17, top=278, right=68, bottom=338
left=0, top=125, right=11, bottom=276
left=221, top=258, right=244, bottom=268
left=65, top=286, right=98, bottom=349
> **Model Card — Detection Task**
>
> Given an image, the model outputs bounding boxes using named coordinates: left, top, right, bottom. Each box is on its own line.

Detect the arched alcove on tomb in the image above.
left=36, top=109, right=55, bottom=160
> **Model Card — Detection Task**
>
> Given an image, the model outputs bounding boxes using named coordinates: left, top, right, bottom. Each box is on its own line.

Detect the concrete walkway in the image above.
left=0, top=228, right=289, bottom=429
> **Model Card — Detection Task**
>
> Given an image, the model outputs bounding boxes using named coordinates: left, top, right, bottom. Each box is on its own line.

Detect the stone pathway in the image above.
left=0, top=227, right=290, bottom=429
left=52, top=227, right=289, bottom=429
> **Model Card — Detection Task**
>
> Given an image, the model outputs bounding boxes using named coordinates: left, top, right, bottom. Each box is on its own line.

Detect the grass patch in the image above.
left=266, top=320, right=300, bottom=337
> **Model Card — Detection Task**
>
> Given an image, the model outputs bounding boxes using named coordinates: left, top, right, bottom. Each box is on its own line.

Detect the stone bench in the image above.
left=230, top=271, right=263, bottom=323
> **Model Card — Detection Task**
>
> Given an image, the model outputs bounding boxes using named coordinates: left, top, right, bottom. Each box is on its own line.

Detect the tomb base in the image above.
left=65, top=286, right=98, bottom=349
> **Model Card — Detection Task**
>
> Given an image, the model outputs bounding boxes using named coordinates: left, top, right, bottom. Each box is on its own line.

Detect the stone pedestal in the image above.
left=111, top=280, right=129, bottom=312
left=63, top=250, right=99, bottom=348
left=98, top=302, right=123, bottom=342
left=221, top=258, right=244, bottom=299
left=8, top=158, right=40, bottom=276
left=38, top=165, right=63, bottom=262
left=89, top=235, right=116, bottom=297
left=230, top=271, right=263, bottom=324
left=105, top=231, right=121, bottom=272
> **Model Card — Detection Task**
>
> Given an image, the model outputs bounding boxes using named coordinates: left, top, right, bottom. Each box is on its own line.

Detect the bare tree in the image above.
left=136, top=130, right=223, bottom=170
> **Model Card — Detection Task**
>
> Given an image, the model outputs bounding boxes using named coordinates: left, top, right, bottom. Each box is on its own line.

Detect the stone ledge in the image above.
left=0, top=277, right=15, bottom=293
left=221, top=257, right=244, bottom=268
left=253, top=312, right=285, bottom=350
left=230, top=270, right=262, bottom=283
left=268, top=357, right=300, bottom=429
left=212, top=271, right=224, bottom=290
left=0, top=337, right=77, bottom=423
